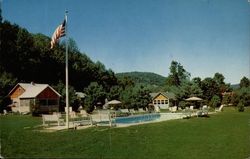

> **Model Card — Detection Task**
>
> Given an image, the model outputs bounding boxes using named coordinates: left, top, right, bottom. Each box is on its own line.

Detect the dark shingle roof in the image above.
left=150, top=92, right=176, bottom=100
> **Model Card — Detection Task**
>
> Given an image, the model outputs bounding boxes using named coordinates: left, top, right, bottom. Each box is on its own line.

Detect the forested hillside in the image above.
left=116, top=72, right=166, bottom=86
left=0, top=21, right=117, bottom=108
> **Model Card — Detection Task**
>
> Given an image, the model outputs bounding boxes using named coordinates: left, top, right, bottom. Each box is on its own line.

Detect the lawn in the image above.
left=1, top=107, right=250, bottom=159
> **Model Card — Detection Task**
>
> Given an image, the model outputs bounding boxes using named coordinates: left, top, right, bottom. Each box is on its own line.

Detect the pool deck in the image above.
left=42, top=112, right=217, bottom=131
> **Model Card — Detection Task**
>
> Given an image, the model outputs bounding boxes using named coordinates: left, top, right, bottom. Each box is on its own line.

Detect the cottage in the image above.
left=150, top=92, right=176, bottom=110
left=8, top=82, right=61, bottom=114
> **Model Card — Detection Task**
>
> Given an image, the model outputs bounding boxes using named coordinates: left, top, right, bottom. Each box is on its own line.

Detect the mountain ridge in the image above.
left=116, top=71, right=166, bottom=86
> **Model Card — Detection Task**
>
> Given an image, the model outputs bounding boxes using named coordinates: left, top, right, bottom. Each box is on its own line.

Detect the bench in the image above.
left=42, top=114, right=64, bottom=126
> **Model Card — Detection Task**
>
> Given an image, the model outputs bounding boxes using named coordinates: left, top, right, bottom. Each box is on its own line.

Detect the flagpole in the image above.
left=65, top=10, right=69, bottom=129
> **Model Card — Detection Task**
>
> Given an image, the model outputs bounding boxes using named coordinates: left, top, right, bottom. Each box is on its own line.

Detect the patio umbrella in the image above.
left=185, top=96, right=203, bottom=101
left=107, top=100, right=122, bottom=110
left=185, top=96, right=203, bottom=109
left=107, top=100, right=122, bottom=105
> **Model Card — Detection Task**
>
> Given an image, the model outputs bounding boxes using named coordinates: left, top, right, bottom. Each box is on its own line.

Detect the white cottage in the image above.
left=150, top=92, right=176, bottom=110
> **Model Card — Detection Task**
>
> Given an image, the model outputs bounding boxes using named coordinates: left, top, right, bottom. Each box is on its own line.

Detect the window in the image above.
left=161, top=100, right=165, bottom=104
left=48, top=100, right=58, bottom=105
left=165, top=100, right=168, bottom=104
left=158, top=100, right=161, bottom=104
left=20, top=99, right=30, bottom=107
left=39, top=99, right=47, bottom=106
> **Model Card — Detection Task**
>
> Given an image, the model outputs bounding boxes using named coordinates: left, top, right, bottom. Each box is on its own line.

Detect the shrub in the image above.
left=178, top=101, right=186, bottom=109
left=209, top=95, right=221, bottom=109
left=237, top=101, right=244, bottom=112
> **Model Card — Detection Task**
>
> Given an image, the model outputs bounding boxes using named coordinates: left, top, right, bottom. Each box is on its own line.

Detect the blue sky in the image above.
left=2, top=0, right=250, bottom=84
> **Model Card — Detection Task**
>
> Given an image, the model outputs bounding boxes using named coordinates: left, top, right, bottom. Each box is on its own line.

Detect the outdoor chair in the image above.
left=69, top=111, right=78, bottom=119
left=190, top=106, right=194, bottom=110
left=196, top=106, right=209, bottom=117
left=3, top=109, right=7, bottom=115
left=120, top=109, right=130, bottom=113
left=80, top=110, right=89, bottom=117
left=215, top=104, right=224, bottom=112
left=202, top=105, right=208, bottom=109
left=189, top=106, right=195, bottom=114
left=129, top=109, right=136, bottom=115
left=183, top=107, right=192, bottom=118
left=65, top=106, right=72, bottom=113
left=170, top=106, right=177, bottom=113
left=138, top=108, right=145, bottom=113
left=120, top=109, right=131, bottom=116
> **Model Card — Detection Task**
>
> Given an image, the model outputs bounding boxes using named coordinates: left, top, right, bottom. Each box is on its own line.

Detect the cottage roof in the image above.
left=9, top=83, right=61, bottom=98
left=150, top=92, right=176, bottom=100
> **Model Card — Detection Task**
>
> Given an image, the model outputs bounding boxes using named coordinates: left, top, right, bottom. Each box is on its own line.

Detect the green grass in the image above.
left=1, top=107, right=250, bottom=159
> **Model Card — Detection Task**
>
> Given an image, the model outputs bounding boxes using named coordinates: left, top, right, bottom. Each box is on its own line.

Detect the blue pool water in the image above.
left=115, top=113, right=160, bottom=124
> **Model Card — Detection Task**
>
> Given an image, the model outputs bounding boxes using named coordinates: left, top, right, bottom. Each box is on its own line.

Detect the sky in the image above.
left=2, top=0, right=250, bottom=84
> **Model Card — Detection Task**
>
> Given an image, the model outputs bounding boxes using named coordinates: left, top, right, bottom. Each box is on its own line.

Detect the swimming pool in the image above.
left=115, top=113, right=160, bottom=124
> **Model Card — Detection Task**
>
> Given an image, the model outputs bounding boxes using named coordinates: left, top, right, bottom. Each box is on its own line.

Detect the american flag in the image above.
left=50, top=19, right=66, bottom=49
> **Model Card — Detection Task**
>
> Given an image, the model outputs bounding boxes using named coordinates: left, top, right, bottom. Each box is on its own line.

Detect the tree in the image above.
left=178, top=101, right=186, bottom=109
left=213, top=73, right=225, bottom=85
left=235, top=87, right=250, bottom=106
left=120, top=84, right=151, bottom=109
left=222, top=94, right=231, bottom=106
left=209, top=95, right=221, bottom=109
left=240, top=76, right=250, bottom=88
left=134, top=85, right=151, bottom=109
left=120, top=86, right=134, bottom=109
left=201, top=77, right=220, bottom=101
left=108, top=86, right=121, bottom=101
left=213, top=72, right=231, bottom=94
left=166, top=61, right=190, bottom=86
left=53, top=81, right=77, bottom=111
left=237, top=100, right=244, bottom=112
left=0, top=69, right=17, bottom=112
left=84, top=82, right=106, bottom=113
left=61, top=38, right=79, bottom=53
left=192, top=77, right=202, bottom=88
left=118, top=76, right=135, bottom=89
left=171, top=80, right=202, bottom=103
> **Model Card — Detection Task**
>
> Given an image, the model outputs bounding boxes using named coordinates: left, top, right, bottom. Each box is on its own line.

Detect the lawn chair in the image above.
left=190, top=106, right=194, bottom=110
left=3, top=109, right=8, bottom=115
left=120, top=109, right=129, bottom=113
left=215, top=105, right=224, bottom=112
left=170, top=106, right=177, bottom=113
left=129, top=109, right=136, bottom=115
left=120, top=109, right=130, bottom=116
left=69, top=111, right=78, bottom=120
left=183, top=107, right=192, bottom=118
left=190, top=106, right=195, bottom=114
left=138, top=108, right=145, bottom=113
left=65, top=106, right=72, bottom=113
left=196, top=106, right=208, bottom=117
left=80, top=110, right=89, bottom=117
